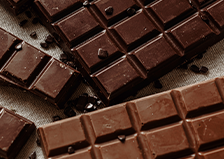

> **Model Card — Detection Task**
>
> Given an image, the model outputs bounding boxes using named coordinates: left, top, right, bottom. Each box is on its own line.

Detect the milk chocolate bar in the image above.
left=38, top=75, right=224, bottom=159
left=33, top=0, right=224, bottom=105
left=0, top=106, right=35, bottom=159
left=0, top=28, right=82, bottom=108
left=1, top=0, right=33, bottom=15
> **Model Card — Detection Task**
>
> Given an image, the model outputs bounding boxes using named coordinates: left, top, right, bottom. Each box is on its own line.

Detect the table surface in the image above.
left=1, top=3, right=224, bottom=159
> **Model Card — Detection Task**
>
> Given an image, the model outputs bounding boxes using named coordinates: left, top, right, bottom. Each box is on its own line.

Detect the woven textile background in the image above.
left=1, top=3, right=224, bottom=159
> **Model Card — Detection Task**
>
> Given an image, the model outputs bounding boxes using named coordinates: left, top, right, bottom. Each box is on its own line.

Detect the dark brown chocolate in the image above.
left=0, top=27, right=82, bottom=108
left=37, top=75, right=224, bottom=159
left=33, top=0, right=224, bottom=106
left=0, top=106, right=35, bottom=159
left=1, top=0, right=34, bottom=15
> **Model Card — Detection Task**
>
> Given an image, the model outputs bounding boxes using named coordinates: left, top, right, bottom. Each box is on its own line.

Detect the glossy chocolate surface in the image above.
left=0, top=28, right=82, bottom=108
left=34, top=0, right=224, bottom=106
left=0, top=106, right=35, bottom=159
left=38, top=75, right=224, bottom=159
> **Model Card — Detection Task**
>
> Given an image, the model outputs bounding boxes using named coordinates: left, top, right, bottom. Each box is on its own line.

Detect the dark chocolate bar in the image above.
left=0, top=106, right=35, bottom=159
left=1, top=0, right=33, bottom=15
left=38, top=75, right=224, bottom=159
left=0, top=27, right=82, bottom=108
left=33, top=0, right=224, bottom=106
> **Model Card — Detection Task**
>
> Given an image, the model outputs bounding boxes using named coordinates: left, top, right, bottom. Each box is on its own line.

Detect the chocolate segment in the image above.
left=38, top=76, right=224, bottom=158
left=0, top=106, right=35, bottom=159
left=33, top=0, right=224, bottom=106
left=0, top=28, right=81, bottom=108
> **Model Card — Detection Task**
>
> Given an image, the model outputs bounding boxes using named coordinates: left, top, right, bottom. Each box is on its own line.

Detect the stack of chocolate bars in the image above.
left=1, top=0, right=224, bottom=159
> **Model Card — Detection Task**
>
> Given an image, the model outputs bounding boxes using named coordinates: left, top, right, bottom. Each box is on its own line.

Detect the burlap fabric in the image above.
left=1, top=3, right=224, bottom=159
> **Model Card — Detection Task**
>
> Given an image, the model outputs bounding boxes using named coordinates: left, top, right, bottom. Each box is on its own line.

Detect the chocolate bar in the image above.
left=0, top=27, right=82, bottom=108
left=38, top=75, right=224, bottom=158
left=33, top=0, right=224, bottom=106
left=0, top=106, right=35, bottom=159
left=1, top=0, right=34, bottom=15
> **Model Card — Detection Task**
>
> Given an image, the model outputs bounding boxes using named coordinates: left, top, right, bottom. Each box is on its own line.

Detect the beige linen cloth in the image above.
left=1, top=3, right=224, bottom=159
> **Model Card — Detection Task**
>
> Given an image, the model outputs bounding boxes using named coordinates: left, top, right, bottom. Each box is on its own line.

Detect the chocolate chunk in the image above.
left=98, top=48, right=108, bottom=59
left=64, top=106, right=76, bottom=117
left=190, top=65, right=200, bottom=73
left=118, top=135, right=126, bottom=142
left=25, top=11, right=32, bottom=18
left=52, top=115, right=61, bottom=122
left=19, top=20, right=28, bottom=27
left=40, top=42, right=49, bottom=49
left=32, top=18, right=39, bottom=24
left=105, top=6, right=113, bottom=15
left=29, top=152, right=36, bottom=159
left=68, top=146, right=75, bottom=154
left=154, top=79, right=163, bottom=89
left=0, top=107, right=35, bottom=159
left=200, top=66, right=209, bottom=73
left=88, top=96, right=98, bottom=105
left=0, top=28, right=82, bottom=108
left=84, top=103, right=95, bottom=112
left=30, top=31, right=37, bottom=38
left=15, top=43, right=22, bottom=51
left=76, top=94, right=88, bottom=111
left=127, top=8, right=136, bottom=16
left=45, top=35, right=54, bottom=44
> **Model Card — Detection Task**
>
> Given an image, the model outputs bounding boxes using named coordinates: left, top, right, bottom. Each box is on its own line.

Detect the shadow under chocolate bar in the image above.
left=33, top=0, right=224, bottom=106
left=0, top=28, right=82, bottom=108
left=38, top=75, right=224, bottom=159
left=1, top=0, right=34, bottom=15
left=0, top=106, right=35, bottom=159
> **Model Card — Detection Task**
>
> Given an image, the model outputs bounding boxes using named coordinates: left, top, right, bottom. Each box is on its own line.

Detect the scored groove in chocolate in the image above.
left=38, top=76, right=224, bottom=158
left=33, top=0, right=224, bottom=105
left=0, top=28, right=81, bottom=108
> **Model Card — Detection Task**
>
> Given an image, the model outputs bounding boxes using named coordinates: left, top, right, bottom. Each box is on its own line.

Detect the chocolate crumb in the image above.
left=179, top=63, right=188, bottom=69
left=19, top=20, right=28, bottom=27
left=76, top=94, right=89, bottom=111
left=64, top=106, right=76, bottom=117
left=40, top=42, right=49, bottom=49
left=30, top=31, right=37, bottom=38
left=68, top=146, right=75, bottom=154
left=88, top=96, right=98, bottom=105
left=83, top=0, right=90, bottom=7
left=199, top=66, right=208, bottom=73
left=154, top=79, right=163, bottom=89
left=105, top=6, right=113, bottom=15
left=96, top=100, right=102, bottom=106
left=15, top=43, right=22, bottom=51
left=190, top=65, right=200, bottom=73
left=32, top=18, right=39, bottom=24
left=45, top=35, right=54, bottom=44
left=52, top=115, right=61, bottom=122
left=127, top=8, right=136, bottom=16
left=29, top=151, right=36, bottom=159
left=84, top=103, right=95, bottom=112
left=118, top=135, right=126, bottom=142
left=98, top=48, right=108, bottom=59
left=25, top=11, right=32, bottom=18
left=196, top=53, right=204, bottom=59
left=36, top=138, right=41, bottom=146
